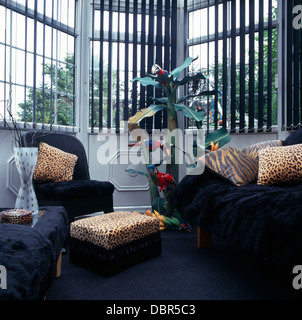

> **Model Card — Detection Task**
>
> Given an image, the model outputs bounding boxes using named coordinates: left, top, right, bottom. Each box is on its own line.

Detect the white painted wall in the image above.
left=0, top=130, right=20, bottom=208
left=227, top=132, right=278, bottom=149
left=88, top=131, right=153, bottom=211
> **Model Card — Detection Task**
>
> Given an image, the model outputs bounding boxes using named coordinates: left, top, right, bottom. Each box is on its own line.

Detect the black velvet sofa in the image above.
left=21, top=131, right=115, bottom=222
left=172, top=130, right=302, bottom=279
left=0, top=207, right=69, bottom=300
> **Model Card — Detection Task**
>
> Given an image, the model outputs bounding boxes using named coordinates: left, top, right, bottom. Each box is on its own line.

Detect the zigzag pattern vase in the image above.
left=13, top=147, right=39, bottom=216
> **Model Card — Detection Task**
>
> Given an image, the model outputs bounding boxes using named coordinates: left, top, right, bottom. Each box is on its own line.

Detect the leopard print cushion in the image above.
left=241, top=140, right=283, bottom=162
left=257, top=144, right=302, bottom=185
left=34, top=142, right=78, bottom=182
left=70, top=211, right=160, bottom=250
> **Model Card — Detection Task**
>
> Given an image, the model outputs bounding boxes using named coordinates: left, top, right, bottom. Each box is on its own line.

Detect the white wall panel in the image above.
left=0, top=130, right=19, bottom=208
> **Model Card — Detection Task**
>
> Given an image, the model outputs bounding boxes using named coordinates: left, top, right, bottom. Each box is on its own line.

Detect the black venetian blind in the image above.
left=282, top=0, right=302, bottom=131
left=187, top=0, right=278, bottom=133
left=90, top=0, right=178, bottom=133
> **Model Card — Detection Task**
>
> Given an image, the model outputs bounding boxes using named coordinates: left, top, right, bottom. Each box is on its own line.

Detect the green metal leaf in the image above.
left=131, top=76, right=163, bottom=89
left=205, top=127, right=231, bottom=148
left=199, top=90, right=217, bottom=96
left=177, top=89, right=216, bottom=104
left=125, top=168, right=149, bottom=177
left=170, top=57, right=198, bottom=81
left=174, top=103, right=205, bottom=122
left=128, top=104, right=166, bottom=124
left=146, top=73, right=172, bottom=83
left=151, top=97, right=169, bottom=104
left=173, top=72, right=208, bottom=86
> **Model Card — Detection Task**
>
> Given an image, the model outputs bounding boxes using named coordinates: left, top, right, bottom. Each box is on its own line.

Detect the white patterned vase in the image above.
left=13, top=147, right=39, bottom=216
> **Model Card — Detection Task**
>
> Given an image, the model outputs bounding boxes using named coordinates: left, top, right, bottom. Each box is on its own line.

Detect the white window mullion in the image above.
left=9, top=9, right=13, bottom=115
left=76, top=0, right=90, bottom=146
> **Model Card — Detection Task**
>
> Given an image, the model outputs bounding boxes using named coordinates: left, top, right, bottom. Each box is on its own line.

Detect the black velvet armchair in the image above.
left=21, top=131, right=115, bottom=222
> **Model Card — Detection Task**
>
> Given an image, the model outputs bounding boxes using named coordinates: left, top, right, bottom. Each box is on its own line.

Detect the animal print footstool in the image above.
left=69, top=211, right=161, bottom=276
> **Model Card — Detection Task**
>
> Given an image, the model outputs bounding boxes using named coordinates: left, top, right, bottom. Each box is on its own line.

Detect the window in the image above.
left=89, top=0, right=177, bottom=133
left=186, top=0, right=278, bottom=133
left=281, top=0, right=302, bottom=130
left=1, top=0, right=300, bottom=134
left=0, top=0, right=77, bottom=128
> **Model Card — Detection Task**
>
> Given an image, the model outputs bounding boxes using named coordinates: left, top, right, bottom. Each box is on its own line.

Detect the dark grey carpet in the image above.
left=45, top=227, right=301, bottom=300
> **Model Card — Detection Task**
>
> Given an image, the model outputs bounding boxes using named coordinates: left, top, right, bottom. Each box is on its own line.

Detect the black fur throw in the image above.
left=172, top=168, right=302, bottom=277
left=0, top=206, right=69, bottom=300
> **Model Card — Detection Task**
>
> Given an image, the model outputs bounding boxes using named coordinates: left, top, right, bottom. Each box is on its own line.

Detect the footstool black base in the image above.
left=70, top=232, right=161, bottom=276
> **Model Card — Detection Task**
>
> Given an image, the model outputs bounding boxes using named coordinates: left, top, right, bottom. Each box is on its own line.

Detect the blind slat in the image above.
left=139, top=0, right=146, bottom=129
left=266, top=0, right=272, bottom=132
left=222, top=0, right=227, bottom=128
left=91, top=0, right=95, bottom=132
left=230, top=0, right=236, bottom=133
left=248, top=0, right=255, bottom=132
left=99, top=0, right=104, bottom=130
left=146, top=0, right=154, bottom=133
left=155, top=0, right=163, bottom=130
left=50, top=0, right=54, bottom=128
left=286, top=0, right=293, bottom=129
left=214, top=0, right=218, bottom=130
left=115, top=0, right=121, bottom=131
left=32, top=0, right=37, bottom=126
left=23, top=0, right=28, bottom=122
left=281, top=0, right=285, bottom=130
left=107, top=0, right=113, bottom=128
left=293, top=0, right=300, bottom=128
left=124, top=0, right=129, bottom=122
left=171, top=0, right=177, bottom=70
left=300, top=10, right=302, bottom=127
left=162, top=0, right=170, bottom=129
left=239, top=0, right=245, bottom=132
left=258, top=0, right=264, bottom=132
left=132, top=0, right=138, bottom=117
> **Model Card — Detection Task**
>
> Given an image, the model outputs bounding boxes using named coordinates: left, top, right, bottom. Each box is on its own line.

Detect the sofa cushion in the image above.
left=198, top=147, right=258, bottom=186
left=258, top=144, right=302, bottom=185
left=35, top=179, right=115, bottom=201
left=34, top=142, right=78, bottom=183
left=241, top=140, right=283, bottom=161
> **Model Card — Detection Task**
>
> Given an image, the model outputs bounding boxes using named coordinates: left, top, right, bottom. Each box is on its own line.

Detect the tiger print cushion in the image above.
left=257, top=144, right=302, bottom=185
left=34, top=142, right=78, bottom=182
left=241, top=140, right=283, bottom=161
left=70, top=211, right=160, bottom=250
left=198, top=147, right=258, bottom=186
